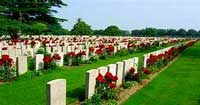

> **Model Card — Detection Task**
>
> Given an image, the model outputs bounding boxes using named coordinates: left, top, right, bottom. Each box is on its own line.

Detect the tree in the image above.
left=167, top=29, right=177, bottom=37
left=104, top=25, right=121, bottom=36
left=0, top=0, right=66, bottom=39
left=176, top=29, right=187, bottom=37
left=143, top=28, right=157, bottom=37
left=157, top=29, right=167, bottom=37
left=47, top=23, right=70, bottom=35
left=121, top=30, right=130, bottom=36
left=187, top=29, right=198, bottom=37
left=26, top=23, right=48, bottom=35
left=131, top=30, right=141, bottom=36
left=70, top=18, right=93, bottom=35
left=94, top=30, right=104, bottom=35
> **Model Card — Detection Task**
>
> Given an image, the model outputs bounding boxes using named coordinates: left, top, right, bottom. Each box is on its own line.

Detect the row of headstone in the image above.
left=85, top=57, right=139, bottom=99
left=35, top=53, right=64, bottom=71
left=143, top=45, right=176, bottom=67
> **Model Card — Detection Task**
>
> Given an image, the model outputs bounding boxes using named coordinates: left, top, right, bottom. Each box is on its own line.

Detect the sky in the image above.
left=54, top=0, right=200, bottom=31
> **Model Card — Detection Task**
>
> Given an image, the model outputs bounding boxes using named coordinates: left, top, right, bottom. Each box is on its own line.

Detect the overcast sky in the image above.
left=54, top=0, right=200, bottom=31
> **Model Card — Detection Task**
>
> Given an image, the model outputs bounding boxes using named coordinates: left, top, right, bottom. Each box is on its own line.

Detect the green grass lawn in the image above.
left=0, top=43, right=180, bottom=105
left=123, top=41, right=200, bottom=105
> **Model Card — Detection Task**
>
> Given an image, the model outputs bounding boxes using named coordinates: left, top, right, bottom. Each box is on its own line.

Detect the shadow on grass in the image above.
left=67, top=85, right=86, bottom=102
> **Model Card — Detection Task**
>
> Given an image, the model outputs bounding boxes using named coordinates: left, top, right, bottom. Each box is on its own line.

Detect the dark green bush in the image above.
left=83, top=93, right=103, bottom=105
left=122, top=81, right=134, bottom=89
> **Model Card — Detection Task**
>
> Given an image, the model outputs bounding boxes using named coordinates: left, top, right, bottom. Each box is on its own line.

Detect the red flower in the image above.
left=95, top=48, right=103, bottom=55
left=1, top=55, right=13, bottom=66
left=68, top=52, right=75, bottom=57
left=142, top=67, right=151, bottom=74
left=158, top=53, right=164, bottom=58
left=2, top=47, right=7, bottom=50
left=99, top=44, right=105, bottom=48
left=106, top=45, right=114, bottom=53
left=109, top=83, right=116, bottom=89
left=0, top=60, right=4, bottom=66
left=105, top=71, right=118, bottom=81
left=96, top=73, right=106, bottom=83
left=89, top=47, right=94, bottom=53
left=134, top=72, right=141, bottom=79
left=43, top=56, right=52, bottom=63
left=113, top=76, right=118, bottom=81
left=2, top=55, right=10, bottom=62
left=53, top=54, right=61, bottom=60
left=129, top=67, right=135, bottom=73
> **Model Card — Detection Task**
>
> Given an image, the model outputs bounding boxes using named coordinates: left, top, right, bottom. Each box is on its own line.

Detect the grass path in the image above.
left=123, top=41, right=200, bottom=105
left=0, top=43, right=179, bottom=105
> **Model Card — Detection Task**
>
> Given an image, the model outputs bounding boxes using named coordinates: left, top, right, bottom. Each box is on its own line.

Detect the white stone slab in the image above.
left=16, top=56, right=28, bottom=75
left=85, top=69, right=98, bottom=99
left=116, top=62, right=124, bottom=86
left=133, top=57, right=139, bottom=73
left=98, top=66, right=108, bottom=76
left=35, top=54, right=44, bottom=71
left=108, top=64, right=117, bottom=76
left=46, top=79, right=66, bottom=105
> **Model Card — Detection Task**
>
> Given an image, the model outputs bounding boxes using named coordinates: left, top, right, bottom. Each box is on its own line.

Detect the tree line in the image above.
left=0, top=0, right=199, bottom=38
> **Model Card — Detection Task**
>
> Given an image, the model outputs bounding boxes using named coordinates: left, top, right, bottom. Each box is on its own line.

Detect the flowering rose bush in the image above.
left=124, top=66, right=152, bottom=83
left=0, top=55, right=16, bottom=81
left=106, top=45, right=114, bottom=55
left=43, top=55, right=56, bottom=70
left=95, top=72, right=118, bottom=100
left=128, top=42, right=137, bottom=53
left=96, top=48, right=107, bottom=60
left=125, top=67, right=135, bottom=81
left=64, top=51, right=86, bottom=66
left=52, top=54, right=61, bottom=60
left=64, top=52, right=75, bottom=66
left=141, top=67, right=151, bottom=75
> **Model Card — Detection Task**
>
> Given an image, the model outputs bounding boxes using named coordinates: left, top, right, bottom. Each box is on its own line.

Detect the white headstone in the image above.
left=123, top=60, right=131, bottom=77
left=143, top=55, right=148, bottom=67
left=133, top=57, right=139, bottom=73
left=98, top=66, right=108, bottom=76
left=108, top=64, right=117, bottom=76
left=116, top=62, right=124, bottom=86
left=35, top=54, right=44, bottom=71
left=46, top=79, right=66, bottom=105
left=16, top=56, right=28, bottom=76
left=85, top=69, right=98, bottom=99
left=56, top=52, right=64, bottom=67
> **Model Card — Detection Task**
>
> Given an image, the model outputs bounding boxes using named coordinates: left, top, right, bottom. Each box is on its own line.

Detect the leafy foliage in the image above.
left=0, top=0, right=67, bottom=38
left=71, top=18, right=93, bottom=35
left=131, top=28, right=200, bottom=37
left=104, top=25, right=121, bottom=36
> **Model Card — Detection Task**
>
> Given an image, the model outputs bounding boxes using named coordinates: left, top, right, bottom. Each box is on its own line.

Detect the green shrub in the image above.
left=122, top=81, right=134, bottom=89
left=36, top=47, right=49, bottom=56
left=106, top=100, right=118, bottom=105
left=28, top=57, right=35, bottom=71
left=115, top=48, right=129, bottom=56
left=36, top=47, right=45, bottom=54
left=89, top=56, right=97, bottom=62
left=83, top=93, right=103, bottom=105
left=0, top=66, right=15, bottom=81
left=99, top=53, right=107, bottom=60
left=102, top=89, right=118, bottom=100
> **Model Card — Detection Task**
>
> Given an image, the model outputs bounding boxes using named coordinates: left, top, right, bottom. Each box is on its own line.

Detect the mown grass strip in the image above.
left=123, top=41, right=200, bottom=105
